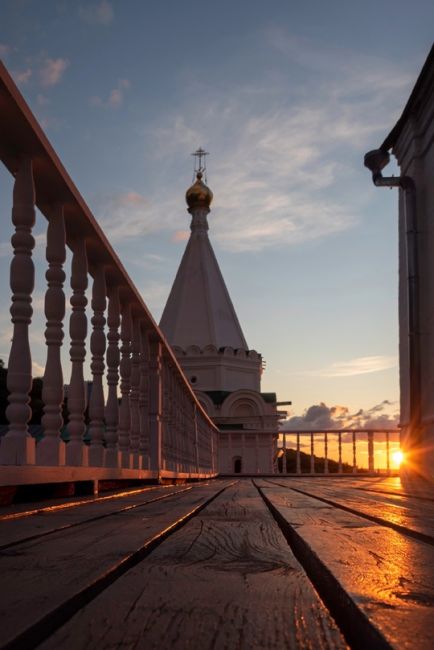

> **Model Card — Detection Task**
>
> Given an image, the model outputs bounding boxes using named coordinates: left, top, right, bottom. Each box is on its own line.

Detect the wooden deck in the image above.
left=1, top=477, right=433, bottom=649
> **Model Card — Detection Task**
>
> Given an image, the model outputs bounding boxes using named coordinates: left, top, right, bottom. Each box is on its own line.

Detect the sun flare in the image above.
left=392, top=450, right=404, bottom=466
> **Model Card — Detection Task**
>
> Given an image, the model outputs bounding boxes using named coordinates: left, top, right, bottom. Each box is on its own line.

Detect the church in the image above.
left=159, top=151, right=282, bottom=474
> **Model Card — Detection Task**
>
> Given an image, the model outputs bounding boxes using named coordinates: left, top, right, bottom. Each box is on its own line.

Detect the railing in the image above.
left=0, top=62, right=218, bottom=481
left=278, top=429, right=401, bottom=475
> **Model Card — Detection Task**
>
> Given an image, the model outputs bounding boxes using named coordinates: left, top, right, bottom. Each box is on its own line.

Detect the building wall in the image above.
left=393, top=67, right=434, bottom=479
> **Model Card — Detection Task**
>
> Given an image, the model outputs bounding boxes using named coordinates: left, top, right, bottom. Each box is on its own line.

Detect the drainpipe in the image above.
left=364, top=149, right=420, bottom=448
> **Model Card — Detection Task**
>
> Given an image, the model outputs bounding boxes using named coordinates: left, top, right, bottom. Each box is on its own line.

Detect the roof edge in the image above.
left=381, top=43, right=434, bottom=151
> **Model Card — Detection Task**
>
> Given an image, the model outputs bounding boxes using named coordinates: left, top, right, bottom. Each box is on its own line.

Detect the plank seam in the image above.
left=254, top=481, right=393, bottom=650
left=265, top=479, right=434, bottom=547
left=0, top=486, right=194, bottom=551
left=0, top=481, right=234, bottom=650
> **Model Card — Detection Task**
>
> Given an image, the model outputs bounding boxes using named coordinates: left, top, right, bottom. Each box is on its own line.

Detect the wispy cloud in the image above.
left=87, top=37, right=413, bottom=254
left=39, top=58, right=69, bottom=87
left=90, top=78, right=130, bottom=109
left=305, top=355, right=398, bottom=378
left=14, top=68, right=32, bottom=84
left=0, top=43, right=10, bottom=57
left=79, top=1, right=114, bottom=25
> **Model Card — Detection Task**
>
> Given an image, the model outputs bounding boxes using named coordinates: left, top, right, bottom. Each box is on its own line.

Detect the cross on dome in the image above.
left=191, top=147, right=209, bottom=176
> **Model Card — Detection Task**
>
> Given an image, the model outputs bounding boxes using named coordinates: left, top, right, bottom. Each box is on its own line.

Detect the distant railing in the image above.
left=0, top=62, right=218, bottom=480
left=278, top=430, right=401, bottom=475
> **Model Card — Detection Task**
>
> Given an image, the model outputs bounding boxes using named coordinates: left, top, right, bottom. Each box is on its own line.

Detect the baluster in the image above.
left=105, top=286, right=120, bottom=467
left=148, top=337, right=163, bottom=473
left=162, top=361, right=169, bottom=471
left=88, top=266, right=107, bottom=467
left=118, top=303, right=132, bottom=468
left=129, top=317, right=141, bottom=468
left=66, top=239, right=88, bottom=466
left=170, top=376, right=177, bottom=471
left=193, top=403, right=199, bottom=475
left=282, top=431, right=287, bottom=474
left=37, top=205, right=66, bottom=465
left=368, top=431, right=374, bottom=474
left=324, top=432, right=329, bottom=474
left=352, top=431, right=357, bottom=473
left=255, top=434, right=259, bottom=474
left=139, top=326, right=150, bottom=469
left=0, top=158, right=36, bottom=465
left=338, top=432, right=343, bottom=474
left=296, top=432, right=301, bottom=474
left=170, top=372, right=178, bottom=471
left=176, top=380, right=183, bottom=471
left=210, top=422, right=215, bottom=474
left=386, top=431, right=390, bottom=475
left=310, top=432, right=315, bottom=473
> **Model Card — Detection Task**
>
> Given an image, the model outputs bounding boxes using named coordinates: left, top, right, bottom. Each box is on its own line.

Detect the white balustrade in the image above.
left=278, top=430, right=400, bottom=475
left=0, top=63, right=219, bottom=480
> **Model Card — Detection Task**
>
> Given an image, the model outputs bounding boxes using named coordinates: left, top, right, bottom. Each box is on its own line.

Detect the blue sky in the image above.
left=0, top=0, right=433, bottom=426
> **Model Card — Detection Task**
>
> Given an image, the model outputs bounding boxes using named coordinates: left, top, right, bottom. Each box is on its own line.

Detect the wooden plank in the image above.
left=266, top=478, right=434, bottom=540
left=0, top=484, right=199, bottom=547
left=0, top=482, right=229, bottom=647
left=259, top=483, right=434, bottom=650
left=39, top=481, right=346, bottom=650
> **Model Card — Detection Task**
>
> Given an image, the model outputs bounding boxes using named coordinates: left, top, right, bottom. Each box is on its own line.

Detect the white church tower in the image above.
left=160, top=150, right=281, bottom=473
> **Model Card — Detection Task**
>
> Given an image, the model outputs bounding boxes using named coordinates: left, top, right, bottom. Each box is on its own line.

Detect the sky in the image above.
left=0, top=0, right=433, bottom=430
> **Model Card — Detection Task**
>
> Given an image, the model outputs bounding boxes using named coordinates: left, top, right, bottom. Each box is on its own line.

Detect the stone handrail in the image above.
left=0, top=61, right=218, bottom=479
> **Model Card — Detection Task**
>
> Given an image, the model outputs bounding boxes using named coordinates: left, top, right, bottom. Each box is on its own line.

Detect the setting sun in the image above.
left=392, top=450, right=404, bottom=466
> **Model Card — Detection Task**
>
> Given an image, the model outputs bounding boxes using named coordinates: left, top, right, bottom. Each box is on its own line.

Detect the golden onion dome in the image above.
left=185, top=172, right=213, bottom=209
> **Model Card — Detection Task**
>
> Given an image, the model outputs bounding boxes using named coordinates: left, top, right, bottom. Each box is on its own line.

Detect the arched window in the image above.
left=233, top=456, right=242, bottom=474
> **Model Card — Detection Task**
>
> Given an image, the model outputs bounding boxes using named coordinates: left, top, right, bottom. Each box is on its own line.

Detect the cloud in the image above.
left=91, top=78, right=130, bottom=109
left=94, top=191, right=156, bottom=241
left=14, top=68, right=32, bottom=84
left=39, top=58, right=69, bottom=87
left=282, top=400, right=399, bottom=432
left=305, top=355, right=398, bottom=378
left=32, top=361, right=45, bottom=377
left=172, top=230, right=189, bottom=242
left=141, top=37, right=413, bottom=253
left=0, top=43, right=10, bottom=57
left=79, top=1, right=114, bottom=25
left=37, top=94, right=49, bottom=106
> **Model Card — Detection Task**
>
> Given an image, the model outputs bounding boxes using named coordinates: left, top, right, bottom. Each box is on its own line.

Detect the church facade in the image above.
left=160, top=157, right=281, bottom=473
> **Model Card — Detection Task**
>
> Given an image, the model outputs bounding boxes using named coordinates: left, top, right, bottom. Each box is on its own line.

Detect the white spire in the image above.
left=159, top=160, right=248, bottom=351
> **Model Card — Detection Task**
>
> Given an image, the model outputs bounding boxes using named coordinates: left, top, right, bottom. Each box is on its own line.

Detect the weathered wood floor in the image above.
left=1, top=477, right=434, bottom=649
